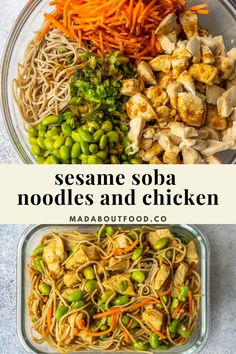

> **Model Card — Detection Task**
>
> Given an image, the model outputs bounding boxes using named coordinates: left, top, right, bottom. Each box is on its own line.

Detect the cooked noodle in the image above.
left=28, top=226, right=201, bottom=352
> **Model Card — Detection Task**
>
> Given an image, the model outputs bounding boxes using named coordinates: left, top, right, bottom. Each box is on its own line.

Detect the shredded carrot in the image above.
left=158, top=288, right=171, bottom=297
left=127, top=319, right=133, bottom=329
left=196, top=9, right=209, bottom=14
left=74, top=327, right=80, bottom=336
left=152, top=328, right=166, bottom=340
left=86, top=314, right=118, bottom=337
left=114, top=239, right=139, bottom=255
left=46, top=304, right=53, bottom=336
left=172, top=302, right=184, bottom=318
left=77, top=318, right=87, bottom=329
left=188, top=291, right=193, bottom=316
left=93, top=307, right=123, bottom=319
left=190, top=3, right=208, bottom=11
left=179, top=337, right=186, bottom=344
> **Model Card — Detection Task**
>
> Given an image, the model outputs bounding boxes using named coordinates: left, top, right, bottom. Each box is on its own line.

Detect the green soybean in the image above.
left=60, top=145, right=71, bottom=160
left=123, top=137, right=132, bottom=148
left=106, top=316, right=112, bottom=326
left=162, top=296, right=168, bottom=305
left=81, top=141, right=90, bottom=155
left=93, top=129, right=105, bottom=142
left=166, top=250, right=173, bottom=260
left=28, top=128, right=38, bottom=137
left=83, top=266, right=95, bottom=280
left=38, top=283, right=51, bottom=296
left=37, top=137, right=46, bottom=150
left=107, top=131, right=119, bottom=145
left=102, top=120, right=113, bottom=132
left=88, top=156, right=103, bottom=164
left=110, top=155, right=120, bottom=164
left=96, top=151, right=107, bottom=161
left=121, top=315, right=130, bottom=326
left=72, top=131, right=81, bottom=143
left=71, top=143, right=81, bottom=158
left=106, top=226, right=114, bottom=236
left=79, top=129, right=94, bottom=143
left=179, top=328, right=190, bottom=339
left=88, top=121, right=100, bottom=130
left=65, top=136, right=73, bottom=147
left=61, top=123, right=72, bottom=136
left=114, top=296, right=129, bottom=306
left=154, top=237, right=170, bottom=251
left=158, top=344, right=169, bottom=350
left=120, top=124, right=129, bottom=132
left=130, top=158, right=142, bottom=164
left=28, top=137, right=37, bottom=145
left=170, top=319, right=180, bottom=334
left=130, top=319, right=138, bottom=329
left=42, top=115, right=59, bottom=125
left=132, top=248, right=143, bottom=261
left=132, top=271, right=145, bottom=283
left=46, top=130, right=58, bottom=138
left=149, top=333, right=161, bottom=349
left=71, top=300, right=86, bottom=309
left=54, top=136, right=65, bottom=149
left=31, top=145, right=41, bottom=156
left=33, top=245, right=44, bottom=256
left=99, top=135, right=107, bottom=150
left=55, top=306, right=68, bottom=321
left=178, top=285, right=189, bottom=302
left=44, top=138, right=54, bottom=152
left=34, top=258, right=43, bottom=273
left=68, top=290, right=84, bottom=302
left=99, top=291, right=114, bottom=304
left=170, top=298, right=179, bottom=313
left=133, top=341, right=150, bottom=351
left=36, top=156, right=45, bottom=164
left=45, top=155, right=59, bottom=164
left=84, top=280, right=97, bottom=292
left=89, top=144, right=98, bottom=154
left=119, top=280, right=128, bottom=292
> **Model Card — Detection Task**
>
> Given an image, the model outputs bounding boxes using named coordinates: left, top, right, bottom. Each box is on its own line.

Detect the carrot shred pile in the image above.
left=36, top=0, right=188, bottom=59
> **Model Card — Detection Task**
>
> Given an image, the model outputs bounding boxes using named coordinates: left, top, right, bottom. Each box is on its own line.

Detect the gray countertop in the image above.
left=0, top=224, right=236, bottom=354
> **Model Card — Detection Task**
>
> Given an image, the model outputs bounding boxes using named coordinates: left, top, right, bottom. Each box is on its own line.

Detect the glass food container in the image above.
left=1, top=0, right=236, bottom=164
left=17, top=224, right=210, bottom=354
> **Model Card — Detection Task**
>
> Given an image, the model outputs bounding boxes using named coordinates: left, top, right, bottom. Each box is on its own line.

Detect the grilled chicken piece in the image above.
left=170, top=121, right=198, bottom=139
left=154, top=264, right=171, bottom=291
left=205, top=155, right=221, bottom=164
left=120, top=79, right=144, bottom=96
left=156, top=106, right=176, bottom=121
left=179, top=11, right=198, bottom=39
left=156, top=13, right=177, bottom=35
left=145, top=86, right=168, bottom=110
left=227, top=48, right=236, bottom=61
left=215, top=56, right=234, bottom=80
left=201, top=45, right=215, bottom=65
left=156, top=72, right=173, bottom=89
left=186, top=241, right=199, bottom=267
left=140, top=138, right=153, bottom=151
left=147, top=229, right=174, bottom=248
left=126, top=93, right=158, bottom=121
left=201, top=139, right=235, bottom=156
left=108, top=257, right=129, bottom=271
left=128, top=117, right=146, bottom=149
left=65, top=245, right=100, bottom=269
left=227, top=77, right=236, bottom=89
left=64, top=271, right=80, bottom=287
left=102, top=273, right=135, bottom=296
left=138, top=61, right=157, bottom=86
left=217, top=85, right=236, bottom=118
left=181, top=146, right=204, bottom=164
left=222, top=121, right=236, bottom=143
left=199, top=126, right=220, bottom=141
left=158, top=33, right=177, bottom=55
left=167, top=81, right=184, bottom=109
left=178, top=93, right=205, bottom=127
left=143, top=127, right=155, bottom=139
left=206, top=105, right=228, bottom=130
left=171, top=262, right=189, bottom=297
left=79, top=329, right=93, bottom=344
left=115, top=235, right=129, bottom=249
left=188, top=64, right=219, bottom=85
left=142, top=309, right=164, bottom=331
left=206, top=85, right=225, bottom=105
left=200, top=36, right=225, bottom=56
left=149, top=55, right=172, bottom=73
left=177, top=70, right=196, bottom=95
left=44, top=238, right=66, bottom=274
left=186, top=37, right=201, bottom=63
left=172, top=47, right=192, bottom=78
left=141, top=142, right=163, bottom=162
left=163, top=145, right=181, bottom=164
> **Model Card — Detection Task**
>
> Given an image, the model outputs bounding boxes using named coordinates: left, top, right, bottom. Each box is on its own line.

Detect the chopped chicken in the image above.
left=217, top=85, right=236, bottom=118
left=102, top=273, right=135, bottom=296
left=120, top=79, right=144, bottom=96
left=126, top=93, right=158, bottom=121
left=186, top=241, right=200, bottom=267
left=149, top=55, right=172, bottom=73
left=156, top=106, right=176, bottom=122
left=226, top=77, right=236, bottom=89
left=79, top=329, right=93, bottom=344
left=227, top=48, right=236, bottom=61
left=201, top=139, right=235, bottom=156
left=186, top=37, right=201, bottom=63
left=206, top=85, right=225, bottom=105
left=141, top=142, right=163, bottom=162
left=115, top=234, right=129, bottom=249
left=201, top=45, right=215, bottom=65
left=143, top=127, right=155, bottom=139
left=64, top=271, right=79, bottom=287
left=188, top=64, right=219, bottom=85
left=142, top=309, right=164, bottom=331
left=137, top=61, right=157, bottom=86
left=170, top=121, right=198, bottom=139
left=206, top=105, right=228, bottom=130
left=222, top=121, right=236, bottom=142
left=156, top=13, right=177, bottom=35
left=147, top=229, right=174, bottom=249
left=158, top=33, right=177, bottom=55
left=179, top=11, right=198, bottom=39
left=200, top=36, right=225, bottom=56
left=158, top=135, right=173, bottom=150
left=144, top=86, right=168, bottom=109
left=108, top=257, right=129, bottom=271
left=154, top=264, right=171, bottom=291
left=140, top=138, right=153, bottom=151
left=181, top=146, right=204, bottom=164
left=172, top=47, right=192, bottom=78
left=171, top=262, right=189, bottom=297
left=44, top=238, right=66, bottom=274
left=156, top=72, right=173, bottom=89
left=215, top=56, right=234, bottom=80
left=178, top=93, right=205, bottom=127
left=150, top=156, right=163, bottom=164
left=163, top=145, right=181, bottom=164
left=128, top=117, right=146, bottom=149
left=205, top=155, right=221, bottom=164
left=166, top=81, right=184, bottom=109
left=177, top=70, right=196, bottom=95
left=65, top=245, right=100, bottom=269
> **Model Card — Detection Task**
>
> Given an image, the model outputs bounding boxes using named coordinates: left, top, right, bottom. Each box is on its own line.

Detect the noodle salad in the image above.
left=28, top=226, right=201, bottom=352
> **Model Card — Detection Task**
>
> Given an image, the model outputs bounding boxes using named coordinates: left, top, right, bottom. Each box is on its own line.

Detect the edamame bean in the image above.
left=62, top=123, right=73, bottom=136
left=107, top=131, right=119, bottom=145
left=106, top=316, right=112, bottom=326
left=45, top=155, right=59, bottom=164
left=178, top=285, right=189, bottom=302
left=37, top=122, right=47, bottom=131
left=166, top=250, right=173, bottom=260
left=33, top=245, right=44, bottom=256
left=44, top=138, right=54, bottom=152
left=55, top=306, right=68, bottom=321
left=28, top=128, right=38, bottom=137
left=132, top=270, right=145, bottom=283
left=71, top=300, right=86, bottom=309
left=42, top=115, right=59, bottom=125
left=132, top=248, right=143, bottom=261
left=149, top=333, right=161, bottom=349
left=130, top=158, right=142, bottom=164
left=71, top=143, right=81, bottom=158
left=121, top=315, right=130, bottom=326
left=102, top=120, right=113, bottom=132
left=89, top=144, right=98, bottom=154
left=72, top=131, right=81, bottom=143
left=54, top=136, right=65, bottom=149
left=79, top=129, right=94, bottom=143
left=46, top=130, right=58, bottom=138
left=179, top=328, right=190, bottom=339
left=93, top=129, right=105, bottom=142
left=96, top=151, right=107, bottom=161
left=154, top=237, right=170, bottom=251
left=130, top=319, right=138, bottom=329
left=83, top=266, right=95, bottom=280
left=65, top=136, right=73, bottom=147
left=84, top=280, right=97, bottom=292
left=158, top=344, right=169, bottom=350
left=31, top=145, right=41, bottom=156
left=99, top=291, right=114, bottom=304
left=81, top=141, right=90, bottom=155
left=122, top=137, right=132, bottom=148
left=89, top=308, right=96, bottom=318
left=170, top=319, right=180, bottom=334
left=99, top=135, right=107, bottom=150
left=88, top=121, right=100, bottom=130
left=38, top=131, right=46, bottom=138
left=119, top=280, right=128, bottom=292
left=60, top=145, right=71, bottom=160
left=34, top=258, right=43, bottom=273
left=52, top=149, right=61, bottom=159
left=133, top=341, right=150, bottom=351
left=110, top=155, right=120, bottom=164
left=120, top=124, right=129, bottom=132
left=99, top=325, right=109, bottom=339
left=28, top=137, right=37, bottom=145
left=71, top=158, right=79, bottom=164
left=109, top=149, right=118, bottom=155
left=36, top=156, right=45, bottom=164
left=37, top=137, right=46, bottom=150
left=114, top=296, right=129, bottom=306
left=106, top=226, right=114, bottom=236
left=38, top=283, right=51, bottom=296
left=88, top=156, right=103, bottom=164
left=68, top=290, right=84, bottom=302
left=170, top=298, right=179, bottom=313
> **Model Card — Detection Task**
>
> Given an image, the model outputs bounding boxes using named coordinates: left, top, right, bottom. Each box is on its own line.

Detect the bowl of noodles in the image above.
left=1, top=0, right=236, bottom=164
left=17, top=224, right=210, bottom=353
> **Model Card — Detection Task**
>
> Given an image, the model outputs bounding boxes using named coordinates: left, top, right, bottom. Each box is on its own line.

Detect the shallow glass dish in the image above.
left=17, top=224, right=210, bottom=354
left=1, top=0, right=236, bottom=164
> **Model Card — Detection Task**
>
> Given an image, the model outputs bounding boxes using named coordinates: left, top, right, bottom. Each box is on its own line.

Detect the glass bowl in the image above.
left=1, top=0, right=236, bottom=164
left=17, top=224, right=210, bottom=353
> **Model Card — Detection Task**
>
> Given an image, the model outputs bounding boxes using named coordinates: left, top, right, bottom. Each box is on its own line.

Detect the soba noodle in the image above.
left=28, top=226, right=201, bottom=352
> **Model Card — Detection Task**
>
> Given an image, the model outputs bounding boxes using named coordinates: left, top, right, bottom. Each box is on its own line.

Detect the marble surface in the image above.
left=0, top=224, right=236, bottom=354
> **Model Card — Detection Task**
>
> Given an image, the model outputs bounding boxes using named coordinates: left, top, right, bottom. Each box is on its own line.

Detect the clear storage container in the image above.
left=1, top=0, right=236, bottom=164
left=17, top=224, right=210, bottom=353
